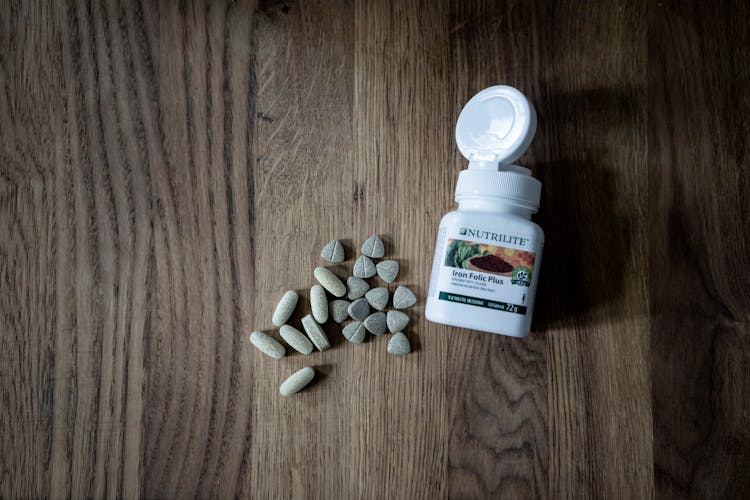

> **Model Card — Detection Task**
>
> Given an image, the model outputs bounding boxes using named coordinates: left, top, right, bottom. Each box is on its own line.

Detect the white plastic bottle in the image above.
left=426, top=85, right=544, bottom=338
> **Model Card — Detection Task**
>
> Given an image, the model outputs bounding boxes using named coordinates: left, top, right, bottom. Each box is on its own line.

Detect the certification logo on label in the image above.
left=511, top=266, right=532, bottom=287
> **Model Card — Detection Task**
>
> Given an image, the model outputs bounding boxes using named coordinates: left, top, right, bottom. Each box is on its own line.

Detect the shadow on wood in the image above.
left=529, top=85, right=643, bottom=329
left=533, top=156, right=632, bottom=329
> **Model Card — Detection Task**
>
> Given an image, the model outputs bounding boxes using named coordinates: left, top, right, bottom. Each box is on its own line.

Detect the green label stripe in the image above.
left=438, top=291, right=527, bottom=315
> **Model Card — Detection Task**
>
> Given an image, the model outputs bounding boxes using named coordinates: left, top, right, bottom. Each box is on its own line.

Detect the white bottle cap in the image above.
left=454, top=85, right=541, bottom=211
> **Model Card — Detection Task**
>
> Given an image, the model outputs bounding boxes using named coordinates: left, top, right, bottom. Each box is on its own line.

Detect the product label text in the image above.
left=452, top=269, right=504, bottom=285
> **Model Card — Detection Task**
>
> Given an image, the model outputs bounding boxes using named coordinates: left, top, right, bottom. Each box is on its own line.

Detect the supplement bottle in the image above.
left=426, top=85, right=544, bottom=338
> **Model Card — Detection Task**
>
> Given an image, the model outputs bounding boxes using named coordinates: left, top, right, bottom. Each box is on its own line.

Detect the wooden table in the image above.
left=2, top=1, right=748, bottom=498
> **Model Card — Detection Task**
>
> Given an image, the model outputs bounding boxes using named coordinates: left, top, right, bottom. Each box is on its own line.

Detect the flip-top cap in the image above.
left=456, top=85, right=537, bottom=169
left=454, top=86, right=541, bottom=211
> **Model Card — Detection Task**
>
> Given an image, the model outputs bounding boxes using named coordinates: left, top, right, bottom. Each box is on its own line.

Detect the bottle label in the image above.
left=429, top=224, right=540, bottom=316
left=427, top=226, right=447, bottom=299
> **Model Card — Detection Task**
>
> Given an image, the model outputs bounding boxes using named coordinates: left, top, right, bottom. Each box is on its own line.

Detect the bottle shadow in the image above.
left=532, top=156, right=633, bottom=330
left=522, top=83, right=643, bottom=331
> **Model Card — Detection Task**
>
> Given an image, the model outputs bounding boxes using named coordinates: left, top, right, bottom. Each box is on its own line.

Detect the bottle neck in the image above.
left=456, top=196, right=534, bottom=218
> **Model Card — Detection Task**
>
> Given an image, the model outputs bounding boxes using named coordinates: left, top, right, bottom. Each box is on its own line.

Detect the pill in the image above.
left=347, top=276, right=370, bottom=300
left=279, top=367, right=315, bottom=396
left=364, top=312, right=387, bottom=335
left=376, top=259, right=399, bottom=283
left=361, top=235, right=385, bottom=258
left=320, top=239, right=345, bottom=263
left=301, top=314, right=331, bottom=351
left=393, top=285, right=417, bottom=309
left=313, top=266, right=346, bottom=297
left=272, top=290, right=299, bottom=327
left=329, top=299, right=350, bottom=323
left=348, top=297, right=370, bottom=321
left=279, top=325, right=314, bottom=355
left=342, top=321, right=366, bottom=344
left=365, top=287, right=389, bottom=311
left=387, top=332, right=411, bottom=355
left=249, top=331, right=286, bottom=359
left=310, top=284, right=329, bottom=323
left=353, top=255, right=376, bottom=279
left=386, top=310, right=410, bottom=333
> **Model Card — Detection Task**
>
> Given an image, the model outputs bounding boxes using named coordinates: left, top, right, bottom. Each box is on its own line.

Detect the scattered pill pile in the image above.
left=250, top=235, right=417, bottom=396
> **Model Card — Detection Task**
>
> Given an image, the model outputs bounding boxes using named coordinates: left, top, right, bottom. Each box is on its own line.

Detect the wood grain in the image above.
left=648, top=1, right=750, bottom=498
left=1, top=0, right=748, bottom=498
